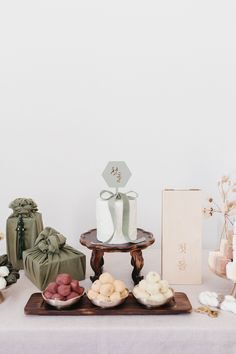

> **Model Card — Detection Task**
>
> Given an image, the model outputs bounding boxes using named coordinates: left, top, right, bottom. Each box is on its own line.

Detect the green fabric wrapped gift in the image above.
left=23, top=227, right=86, bottom=290
left=6, top=198, right=44, bottom=270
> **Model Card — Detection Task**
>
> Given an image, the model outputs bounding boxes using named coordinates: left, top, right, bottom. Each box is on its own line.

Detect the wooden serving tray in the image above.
left=24, top=292, right=192, bottom=316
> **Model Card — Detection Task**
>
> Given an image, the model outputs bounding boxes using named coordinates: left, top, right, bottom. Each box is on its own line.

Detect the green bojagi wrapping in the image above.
left=6, top=198, right=44, bottom=270
left=0, top=254, right=20, bottom=285
left=23, top=227, right=86, bottom=290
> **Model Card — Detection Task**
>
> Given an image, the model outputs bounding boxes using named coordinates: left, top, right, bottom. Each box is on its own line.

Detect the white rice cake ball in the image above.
left=133, top=287, right=149, bottom=300
left=163, top=289, right=173, bottom=299
left=100, top=283, right=114, bottom=296
left=99, top=272, right=115, bottom=284
left=97, top=294, right=109, bottom=302
left=87, top=289, right=98, bottom=300
left=146, top=282, right=161, bottom=295
left=120, top=289, right=129, bottom=298
left=150, top=293, right=165, bottom=302
left=138, top=279, right=148, bottom=290
left=146, top=271, right=161, bottom=283
left=113, top=280, right=126, bottom=293
left=91, top=280, right=101, bottom=292
left=110, top=292, right=121, bottom=302
left=159, top=280, right=169, bottom=293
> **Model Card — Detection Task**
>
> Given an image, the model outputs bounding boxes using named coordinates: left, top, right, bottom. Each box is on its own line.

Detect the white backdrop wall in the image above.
left=0, top=1, right=236, bottom=250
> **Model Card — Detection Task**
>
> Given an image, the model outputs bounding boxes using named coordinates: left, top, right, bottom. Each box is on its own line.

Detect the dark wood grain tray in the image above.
left=24, top=292, right=192, bottom=316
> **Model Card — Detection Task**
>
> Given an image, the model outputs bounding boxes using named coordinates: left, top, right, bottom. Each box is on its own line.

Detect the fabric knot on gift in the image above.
left=35, top=227, right=66, bottom=255
left=9, top=198, right=38, bottom=217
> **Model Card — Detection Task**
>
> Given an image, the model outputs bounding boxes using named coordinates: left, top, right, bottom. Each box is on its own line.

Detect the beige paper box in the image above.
left=162, top=189, right=202, bottom=284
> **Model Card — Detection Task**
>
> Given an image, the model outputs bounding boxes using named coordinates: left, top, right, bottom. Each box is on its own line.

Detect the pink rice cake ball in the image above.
left=57, top=284, right=71, bottom=297
left=70, top=280, right=81, bottom=293
left=56, top=273, right=72, bottom=285
left=67, top=292, right=79, bottom=300
left=44, top=291, right=53, bottom=299
left=77, top=286, right=84, bottom=296
left=51, top=293, right=65, bottom=301
left=46, top=282, right=58, bottom=294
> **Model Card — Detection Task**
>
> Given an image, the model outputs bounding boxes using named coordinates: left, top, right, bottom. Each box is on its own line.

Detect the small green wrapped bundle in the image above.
left=23, top=227, right=86, bottom=290
left=6, top=198, right=44, bottom=270
left=0, top=254, right=20, bottom=288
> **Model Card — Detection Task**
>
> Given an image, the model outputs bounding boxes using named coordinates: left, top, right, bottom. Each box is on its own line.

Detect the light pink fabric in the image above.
left=0, top=249, right=236, bottom=354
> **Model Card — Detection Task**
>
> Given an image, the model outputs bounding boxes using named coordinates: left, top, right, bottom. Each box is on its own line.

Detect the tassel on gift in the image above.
left=16, top=215, right=25, bottom=260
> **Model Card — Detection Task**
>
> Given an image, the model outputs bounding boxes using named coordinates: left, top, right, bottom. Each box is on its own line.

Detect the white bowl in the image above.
left=132, top=287, right=175, bottom=308
left=88, top=289, right=129, bottom=309
left=42, top=289, right=85, bottom=310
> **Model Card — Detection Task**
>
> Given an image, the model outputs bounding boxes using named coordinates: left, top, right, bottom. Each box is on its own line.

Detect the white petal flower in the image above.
left=199, top=291, right=219, bottom=307
left=0, top=277, right=7, bottom=290
left=0, top=266, right=10, bottom=277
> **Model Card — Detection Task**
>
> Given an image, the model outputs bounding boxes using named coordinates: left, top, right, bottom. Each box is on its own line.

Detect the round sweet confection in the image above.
left=46, top=282, right=58, bottom=294
left=56, top=274, right=72, bottom=285
left=57, top=285, right=71, bottom=297
left=110, top=292, right=121, bottom=302
left=87, top=289, right=98, bottom=300
left=120, top=289, right=129, bottom=298
left=150, top=293, right=165, bottom=302
left=76, top=286, right=84, bottom=296
left=133, top=287, right=149, bottom=299
left=113, top=280, right=126, bottom=293
left=146, top=271, right=161, bottom=284
left=67, top=292, right=79, bottom=300
left=159, top=280, right=169, bottom=293
left=133, top=271, right=174, bottom=305
left=0, top=266, right=10, bottom=277
left=97, top=294, right=109, bottom=302
left=91, top=280, right=101, bottom=293
left=0, top=277, right=7, bottom=290
left=87, top=273, right=128, bottom=305
left=146, top=282, right=161, bottom=295
left=99, top=272, right=115, bottom=284
left=44, top=291, right=53, bottom=299
left=100, top=283, right=114, bottom=296
left=138, top=279, right=148, bottom=290
left=70, top=280, right=81, bottom=293
left=51, top=293, right=65, bottom=301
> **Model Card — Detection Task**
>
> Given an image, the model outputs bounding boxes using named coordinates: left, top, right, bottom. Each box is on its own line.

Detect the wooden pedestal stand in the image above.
left=80, top=228, right=155, bottom=284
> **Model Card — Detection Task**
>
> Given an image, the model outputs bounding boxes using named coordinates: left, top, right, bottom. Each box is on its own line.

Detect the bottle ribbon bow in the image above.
left=100, top=190, right=138, bottom=243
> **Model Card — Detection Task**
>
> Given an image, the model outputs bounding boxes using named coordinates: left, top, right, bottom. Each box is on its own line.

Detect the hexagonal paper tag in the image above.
left=102, top=161, right=132, bottom=188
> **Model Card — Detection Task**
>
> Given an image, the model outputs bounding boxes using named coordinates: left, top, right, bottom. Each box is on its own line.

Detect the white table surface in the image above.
left=1, top=248, right=236, bottom=354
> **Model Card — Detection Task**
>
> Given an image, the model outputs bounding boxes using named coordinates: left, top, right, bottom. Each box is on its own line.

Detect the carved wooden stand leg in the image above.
left=90, top=250, right=104, bottom=282
left=130, top=250, right=144, bottom=284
